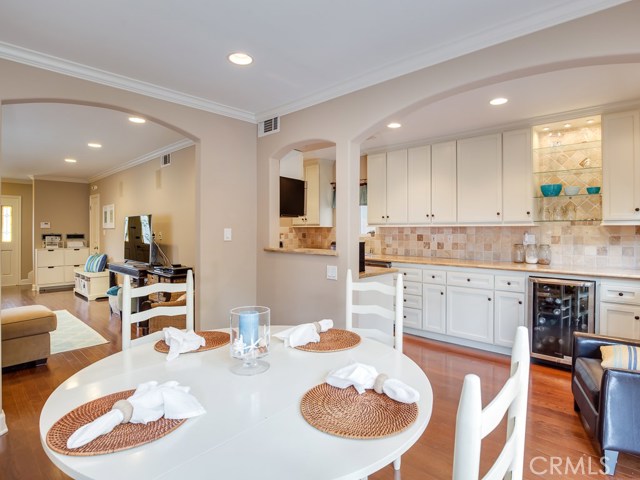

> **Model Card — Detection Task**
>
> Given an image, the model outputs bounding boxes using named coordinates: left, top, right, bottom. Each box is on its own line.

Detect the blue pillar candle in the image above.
left=238, top=311, right=259, bottom=349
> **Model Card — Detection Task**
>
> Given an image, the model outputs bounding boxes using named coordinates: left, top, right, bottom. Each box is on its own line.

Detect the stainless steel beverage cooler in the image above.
left=528, top=277, right=595, bottom=365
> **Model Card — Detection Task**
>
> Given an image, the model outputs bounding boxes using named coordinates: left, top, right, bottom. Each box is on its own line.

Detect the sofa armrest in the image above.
left=599, top=368, right=640, bottom=454
left=572, top=332, right=640, bottom=370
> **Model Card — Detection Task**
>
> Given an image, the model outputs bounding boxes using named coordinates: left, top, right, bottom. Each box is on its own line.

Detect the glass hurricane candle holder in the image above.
left=229, top=306, right=270, bottom=375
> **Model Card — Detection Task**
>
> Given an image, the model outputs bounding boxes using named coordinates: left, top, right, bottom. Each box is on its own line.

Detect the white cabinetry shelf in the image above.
left=35, top=247, right=89, bottom=292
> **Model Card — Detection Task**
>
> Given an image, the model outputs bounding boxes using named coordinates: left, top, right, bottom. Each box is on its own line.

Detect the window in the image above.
left=2, top=205, right=12, bottom=242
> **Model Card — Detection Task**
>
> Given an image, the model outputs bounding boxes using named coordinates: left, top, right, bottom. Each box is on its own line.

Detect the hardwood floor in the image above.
left=1, top=285, right=639, bottom=479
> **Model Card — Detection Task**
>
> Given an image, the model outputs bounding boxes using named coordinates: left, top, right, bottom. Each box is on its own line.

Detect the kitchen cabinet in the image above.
left=457, top=133, right=502, bottom=223
left=494, top=291, right=525, bottom=347
left=367, top=149, right=408, bottom=224
left=423, top=283, right=446, bottom=334
left=407, top=146, right=431, bottom=223
left=431, top=141, right=457, bottom=224
left=599, top=282, right=640, bottom=339
left=502, top=129, right=533, bottom=224
left=292, top=159, right=334, bottom=227
left=446, top=285, right=494, bottom=344
left=395, top=267, right=422, bottom=329
left=602, top=110, right=640, bottom=223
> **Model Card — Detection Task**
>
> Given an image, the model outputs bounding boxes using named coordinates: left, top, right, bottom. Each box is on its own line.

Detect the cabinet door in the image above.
left=431, top=141, right=457, bottom=224
left=457, top=134, right=502, bottom=223
left=423, top=284, right=446, bottom=334
left=304, top=163, right=320, bottom=225
left=599, top=302, right=640, bottom=340
left=403, top=308, right=422, bottom=330
left=446, top=285, right=494, bottom=343
left=385, top=149, right=408, bottom=224
left=407, top=146, right=431, bottom=223
left=494, top=291, right=525, bottom=347
left=602, top=110, right=640, bottom=221
left=367, top=153, right=388, bottom=224
left=65, top=247, right=89, bottom=266
left=502, top=129, right=533, bottom=224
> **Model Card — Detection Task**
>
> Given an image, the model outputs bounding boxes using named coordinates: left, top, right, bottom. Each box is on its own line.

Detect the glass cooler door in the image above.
left=529, top=277, right=595, bottom=365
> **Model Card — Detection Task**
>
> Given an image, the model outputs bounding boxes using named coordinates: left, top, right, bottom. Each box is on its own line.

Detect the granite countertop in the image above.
left=366, top=254, right=640, bottom=281
left=359, top=266, right=399, bottom=279
left=264, top=247, right=338, bottom=256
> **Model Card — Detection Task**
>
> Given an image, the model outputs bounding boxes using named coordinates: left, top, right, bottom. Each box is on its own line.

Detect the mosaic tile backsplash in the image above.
left=280, top=226, right=336, bottom=249
left=362, top=224, right=640, bottom=268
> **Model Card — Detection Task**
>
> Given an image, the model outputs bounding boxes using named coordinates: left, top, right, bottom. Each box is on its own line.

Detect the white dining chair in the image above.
left=346, top=268, right=404, bottom=472
left=452, top=326, right=530, bottom=480
left=121, top=269, right=194, bottom=350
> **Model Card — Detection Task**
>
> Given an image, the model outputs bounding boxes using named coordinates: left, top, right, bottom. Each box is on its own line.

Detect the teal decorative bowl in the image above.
left=586, top=186, right=601, bottom=194
left=540, top=184, right=562, bottom=197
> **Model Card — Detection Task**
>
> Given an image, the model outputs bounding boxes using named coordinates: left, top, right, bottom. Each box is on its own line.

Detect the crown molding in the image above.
left=31, top=176, right=89, bottom=184
left=0, top=177, right=32, bottom=184
left=0, top=42, right=257, bottom=124
left=88, top=139, right=195, bottom=183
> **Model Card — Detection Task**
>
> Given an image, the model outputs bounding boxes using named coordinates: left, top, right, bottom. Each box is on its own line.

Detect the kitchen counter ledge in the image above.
left=366, top=254, right=640, bottom=281
left=264, top=247, right=337, bottom=256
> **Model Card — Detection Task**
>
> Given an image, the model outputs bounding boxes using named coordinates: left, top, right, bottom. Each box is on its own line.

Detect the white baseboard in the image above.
left=0, top=410, right=8, bottom=435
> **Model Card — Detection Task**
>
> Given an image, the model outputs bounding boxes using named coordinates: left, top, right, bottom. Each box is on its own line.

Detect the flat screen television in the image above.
left=280, top=176, right=306, bottom=217
left=123, top=214, right=155, bottom=264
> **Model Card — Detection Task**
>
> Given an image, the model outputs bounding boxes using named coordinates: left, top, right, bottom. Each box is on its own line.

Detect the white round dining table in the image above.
left=39, top=327, right=433, bottom=480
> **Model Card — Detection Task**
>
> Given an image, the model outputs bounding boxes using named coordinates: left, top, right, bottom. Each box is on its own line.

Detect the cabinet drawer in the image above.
left=37, top=266, right=65, bottom=285
left=495, top=275, right=526, bottom=293
left=402, top=294, right=422, bottom=310
left=36, top=249, right=65, bottom=267
left=447, top=271, right=494, bottom=289
left=64, top=266, right=76, bottom=282
left=422, top=269, right=446, bottom=285
left=396, top=267, right=422, bottom=283
left=65, top=248, right=89, bottom=265
left=402, top=307, right=422, bottom=329
left=600, top=283, right=640, bottom=305
left=401, top=281, right=422, bottom=296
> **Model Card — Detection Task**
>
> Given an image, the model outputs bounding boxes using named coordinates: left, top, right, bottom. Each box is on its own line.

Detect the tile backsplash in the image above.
left=362, top=224, right=640, bottom=268
left=280, top=226, right=336, bottom=249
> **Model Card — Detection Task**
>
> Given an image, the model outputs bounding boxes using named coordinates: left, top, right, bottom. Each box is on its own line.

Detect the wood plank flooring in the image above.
left=1, top=285, right=639, bottom=479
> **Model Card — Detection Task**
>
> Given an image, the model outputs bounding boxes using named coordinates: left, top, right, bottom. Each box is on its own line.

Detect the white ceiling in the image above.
left=0, top=0, right=636, bottom=181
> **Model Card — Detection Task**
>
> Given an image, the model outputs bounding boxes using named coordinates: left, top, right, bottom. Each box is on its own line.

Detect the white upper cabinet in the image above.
left=602, top=110, right=640, bottom=223
left=292, top=158, right=334, bottom=226
left=367, top=150, right=408, bottom=224
left=502, top=129, right=533, bottom=224
left=457, top=133, right=503, bottom=223
left=431, top=141, right=458, bottom=224
left=407, top=146, right=431, bottom=223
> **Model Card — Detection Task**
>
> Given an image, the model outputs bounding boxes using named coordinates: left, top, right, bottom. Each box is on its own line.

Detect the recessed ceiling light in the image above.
left=64, top=158, right=77, bottom=163
left=564, top=123, right=572, bottom=128
left=489, top=97, right=508, bottom=106
left=87, top=143, right=102, bottom=148
left=128, top=116, right=146, bottom=124
left=542, top=127, right=550, bottom=131
left=228, top=52, right=253, bottom=66
left=586, top=119, right=594, bottom=124
left=387, top=122, right=402, bottom=129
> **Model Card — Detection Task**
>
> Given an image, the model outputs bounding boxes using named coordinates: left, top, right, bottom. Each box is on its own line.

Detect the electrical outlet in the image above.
left=224, top=228, right=232, bottom=241
left=326, top=265, right=338, bottom=280
left=157, top=231, right=163, bottom=241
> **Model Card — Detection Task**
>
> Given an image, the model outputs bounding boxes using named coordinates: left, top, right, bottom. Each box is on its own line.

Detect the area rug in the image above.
left=51, top=310, right=109, bottom=354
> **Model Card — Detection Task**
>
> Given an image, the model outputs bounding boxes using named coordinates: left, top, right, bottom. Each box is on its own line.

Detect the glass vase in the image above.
left=229, top=306, right=270, bottom=375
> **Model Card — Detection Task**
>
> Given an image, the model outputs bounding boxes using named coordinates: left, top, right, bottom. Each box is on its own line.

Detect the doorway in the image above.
left=1, top=195, right=21, bottom=286
left=89, top=193, right=101, bottom=254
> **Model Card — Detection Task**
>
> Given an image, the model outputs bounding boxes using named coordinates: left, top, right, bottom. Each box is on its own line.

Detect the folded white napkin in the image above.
left=274, top=319, right=333, bottom=348
left=326, top=362, right=420, bottom=404
left=163, top=327, right=206, bottom=361
left=66, top=380, right=206, bottom=449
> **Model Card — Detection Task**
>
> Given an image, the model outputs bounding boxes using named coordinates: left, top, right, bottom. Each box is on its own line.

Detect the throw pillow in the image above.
left=600, top=345, right=640, bottom=371
left=85, top=253, right=108, bottom=272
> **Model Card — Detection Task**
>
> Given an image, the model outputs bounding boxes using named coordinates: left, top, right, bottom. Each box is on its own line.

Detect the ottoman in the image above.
left=1, top=305, right=57, bottom=368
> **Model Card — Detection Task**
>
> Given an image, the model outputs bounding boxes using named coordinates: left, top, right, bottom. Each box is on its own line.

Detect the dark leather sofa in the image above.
left=572, top=332, right=640, bottom=475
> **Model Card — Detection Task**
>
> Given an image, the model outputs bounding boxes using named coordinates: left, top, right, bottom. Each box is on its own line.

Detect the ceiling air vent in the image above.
left=161, top=154, right=171, bottom=167
left=258, top=116, right=280, bottom=137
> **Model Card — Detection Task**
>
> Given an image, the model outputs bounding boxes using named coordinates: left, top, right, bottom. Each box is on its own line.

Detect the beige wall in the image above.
left=92, top=145, right=196, bottom=267
left=1, top=181, right=33, bottom=281
left=256, top=3, right=640, bottom=327
left=34, top=180, right=90, bottom=248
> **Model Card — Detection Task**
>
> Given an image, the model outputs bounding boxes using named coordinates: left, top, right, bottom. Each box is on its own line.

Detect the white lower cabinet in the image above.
left=423, top=284, right=446, bottom=333
left=494, top=291, right=525, bottom=347
left=446, top=286, right=494, bottom=344
left=599, top=282, right=640, bottom=339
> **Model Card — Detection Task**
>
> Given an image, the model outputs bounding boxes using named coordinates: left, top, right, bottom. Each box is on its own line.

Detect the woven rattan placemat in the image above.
left=154, top=331, right=230, bottom=354
left=46, top=390, right=186, bottom=456
left=295, top=329, right=361, bottom=352
left=300, top=383, right=418, bottom=439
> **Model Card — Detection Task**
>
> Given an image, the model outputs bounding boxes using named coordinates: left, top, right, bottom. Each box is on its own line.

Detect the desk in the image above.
left=39, top=328, right=433, bottom=480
